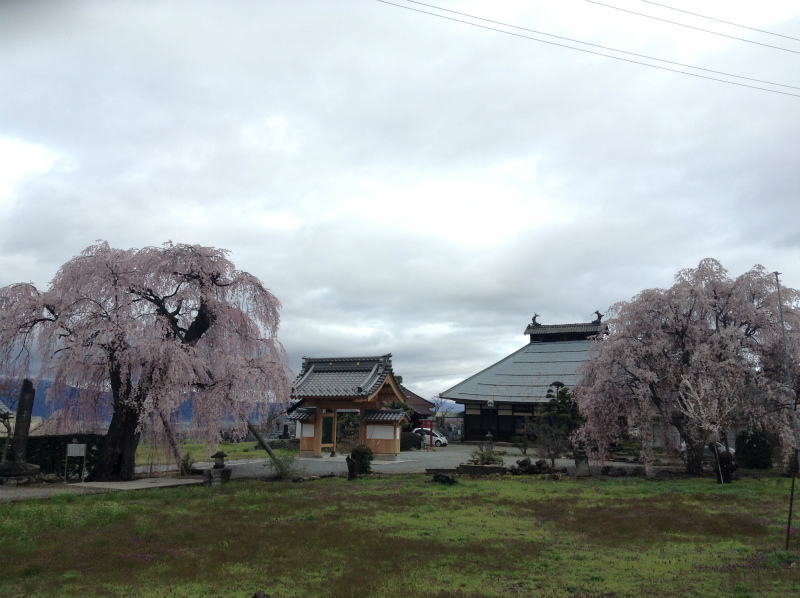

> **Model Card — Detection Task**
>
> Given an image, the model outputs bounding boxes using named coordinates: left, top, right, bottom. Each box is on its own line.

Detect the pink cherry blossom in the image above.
left=574, top=259, right=799, bottom=476
left=0, top=241, right=292, bottom=480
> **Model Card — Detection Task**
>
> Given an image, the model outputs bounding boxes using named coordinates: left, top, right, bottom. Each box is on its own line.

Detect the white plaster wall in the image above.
left=366, top=424, right=394, bottom=440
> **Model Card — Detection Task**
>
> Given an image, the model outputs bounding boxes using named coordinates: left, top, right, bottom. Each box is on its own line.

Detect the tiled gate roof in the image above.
left=293, top=354, right=396, bottom=399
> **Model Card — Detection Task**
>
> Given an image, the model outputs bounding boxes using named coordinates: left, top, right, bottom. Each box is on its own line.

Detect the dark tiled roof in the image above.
left=288, top=407, right=406, bottom=422
left=440, top=339, right=596, bottom=404
left=285, top=399, right=304, bottom=414
left=286, top=407, right=315, bottom=422
left=362, top=409, right=408, bottom=423
left=524, top=317, right=605, bottom=343
left=286, top=406, right=360, bottom=419
left=403, top=388, right=434, bottom=416
left=524, top=322, right=602, bottom=335
left=293, top=354, right=396, bottom=399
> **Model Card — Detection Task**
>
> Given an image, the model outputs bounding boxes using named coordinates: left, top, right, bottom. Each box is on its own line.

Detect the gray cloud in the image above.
left=2, top=0, right=799, bottom=399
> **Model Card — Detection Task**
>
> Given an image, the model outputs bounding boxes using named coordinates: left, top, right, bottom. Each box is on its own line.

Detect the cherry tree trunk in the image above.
left=672, top=415, right=705, bottom=474
left=88, top=401, right=141, bottom=481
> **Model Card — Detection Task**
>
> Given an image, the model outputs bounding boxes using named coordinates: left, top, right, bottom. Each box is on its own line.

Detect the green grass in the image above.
left=135, top=440, right=288, bottom=467
left=2, top=476, right=800, bottom=597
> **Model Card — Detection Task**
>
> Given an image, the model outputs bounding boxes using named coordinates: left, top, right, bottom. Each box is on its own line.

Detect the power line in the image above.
left=586, top=0, right=800, bottom=54
left=640, top=0, right=800, bottom=43
left=375, top=0, right=800, bottom=98
left=395, top=0, right=800, bottom=91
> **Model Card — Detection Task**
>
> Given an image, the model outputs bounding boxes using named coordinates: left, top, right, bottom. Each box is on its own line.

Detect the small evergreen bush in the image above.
left=736, top=429, right=773, bottom=469
left=350, top=444, right=373, bottom=474
left=511, top=435, right=531, bottom=455
left=180, top=451, right=195, bottom=474
left=400, top=431, right=422, bottom=451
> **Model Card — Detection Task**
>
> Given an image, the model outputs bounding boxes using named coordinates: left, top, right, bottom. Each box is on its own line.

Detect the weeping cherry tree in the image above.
left=0, top=241, right=293, bottom=481
left=574, top=259, right=800, bottom=476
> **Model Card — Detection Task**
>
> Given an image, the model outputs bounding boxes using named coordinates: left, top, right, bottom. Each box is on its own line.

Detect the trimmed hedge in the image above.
left=8, top=434, right=104, bottom=477
left=735, top=429, right=773, bottom=469
left=400, top=431, right=422, bottom=451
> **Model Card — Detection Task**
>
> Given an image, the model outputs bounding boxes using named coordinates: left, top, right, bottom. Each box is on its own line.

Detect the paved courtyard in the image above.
left=1, top=445, right=651, bottom=502
left=224, top=443, right=579, bottom=479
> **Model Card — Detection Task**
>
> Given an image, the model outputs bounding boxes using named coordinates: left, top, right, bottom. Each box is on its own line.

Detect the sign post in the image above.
left=65, top=442, right=87, bottom=483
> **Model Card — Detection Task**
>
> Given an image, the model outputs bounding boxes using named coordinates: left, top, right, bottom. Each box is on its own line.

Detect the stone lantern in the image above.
left=211, top=451, right=227, bottom=469
left=204, top=451, right=232, bottom=486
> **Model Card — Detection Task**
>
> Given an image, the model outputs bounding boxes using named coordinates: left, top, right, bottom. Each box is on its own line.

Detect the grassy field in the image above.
left=2, top=475, right=800, bottom=597
left=135, top=440, right=279, bottom=467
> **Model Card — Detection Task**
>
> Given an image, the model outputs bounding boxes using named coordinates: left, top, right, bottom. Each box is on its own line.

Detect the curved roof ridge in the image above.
left=293, top=353, right=398, bottom=399
left=301, top=354, right=392, bottom=363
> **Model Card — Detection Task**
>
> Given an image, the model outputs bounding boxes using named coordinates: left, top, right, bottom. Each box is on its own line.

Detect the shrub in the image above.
left=613, top=438, right=643, bottom=455
left=470, top=445, right=504, bottom=465
left=350, top=444, right=373, bottom=475
left=264, top=451, right=299, bottom=480
left=736, top=429, right=773, bottom=469
left=511, top=435, right=531, bottom=455
left=180, top=451, right=195, bottom=474
left=400, top=431, right=422, bottom=451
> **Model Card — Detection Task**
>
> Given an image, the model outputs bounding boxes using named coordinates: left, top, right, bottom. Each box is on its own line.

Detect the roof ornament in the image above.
left=531, top=313, right=541, bottom=327
left=593, top=310, right=604, bottom=324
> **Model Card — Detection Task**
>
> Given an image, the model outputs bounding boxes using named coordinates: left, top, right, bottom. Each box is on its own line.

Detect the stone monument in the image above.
left=0, top=379, right=42, bottom=480
left=573, top=447, right=591, bottom=477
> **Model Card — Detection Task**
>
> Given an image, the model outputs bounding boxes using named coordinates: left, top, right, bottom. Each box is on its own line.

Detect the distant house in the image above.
left=402, top=388, right=433, bottom=425
left=440, top=314, right=603, bottom=442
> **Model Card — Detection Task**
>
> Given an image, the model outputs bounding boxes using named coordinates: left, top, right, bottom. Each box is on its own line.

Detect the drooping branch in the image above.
left=576, top=258, right=800, bottom=474
left=0, top=241, right=293, bottom=481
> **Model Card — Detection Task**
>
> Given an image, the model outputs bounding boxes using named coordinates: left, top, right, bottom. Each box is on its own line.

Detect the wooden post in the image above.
left=332, top=409, right=339, bottom=453
left=313, top=406, right=323, bottom=456
left=776, top=273, right=800, bottom=550
left=359, top=407, right=366, bottom=445
left=246, top=419, right=280, bottom=464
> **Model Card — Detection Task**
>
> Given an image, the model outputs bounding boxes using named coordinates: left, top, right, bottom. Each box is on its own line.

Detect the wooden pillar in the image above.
left=332, top=410, right=339, bottom=453
left=313, top=406, right=323, bottom=457
left=359, top=407, right=366, bottom=445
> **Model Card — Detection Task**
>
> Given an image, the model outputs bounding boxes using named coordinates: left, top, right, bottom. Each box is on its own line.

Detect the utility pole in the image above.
left=775, top=272, right=799, bottom=550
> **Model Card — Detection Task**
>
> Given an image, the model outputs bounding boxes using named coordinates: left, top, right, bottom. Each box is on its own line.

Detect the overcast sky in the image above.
left=1, top=0, right=798, bottom=400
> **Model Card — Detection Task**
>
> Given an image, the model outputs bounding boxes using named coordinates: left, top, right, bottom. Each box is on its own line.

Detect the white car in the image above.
left=413, top=428, right=448, bottom=447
